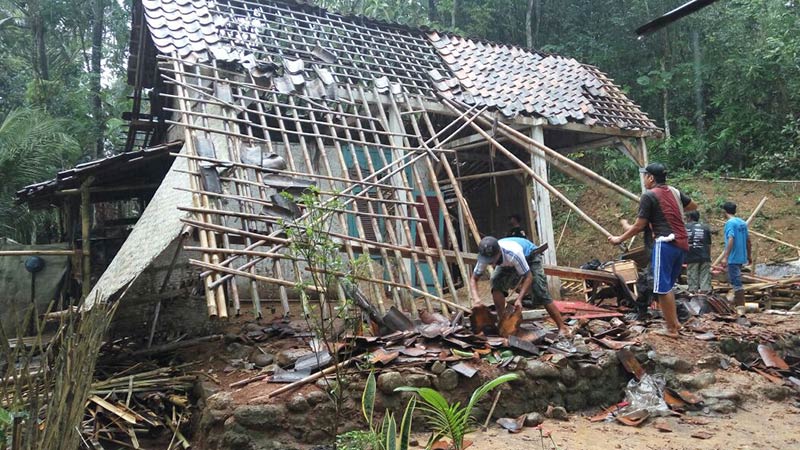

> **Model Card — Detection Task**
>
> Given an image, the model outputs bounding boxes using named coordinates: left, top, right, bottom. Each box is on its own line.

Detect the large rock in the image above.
left=287, top=394, right=310, bottom=413
left=305, top=389, right=328, bottom=406
left=276, top=348, right=313, bottom=367
left=677, top=372, right=716, bottom=389
left=652, top=354, right=692, bottom=373
left=434, top=369, right=459, bottom=391
left=545, top=405, right=568, bottom=420
left=760, top=384, right=794, bottom=401
left=251, top=352, right=275, bottom=368
left=709, top=399, right=737, bottom=414
left=207, top=392, right=234, bottom=411
left=559, top=366, right=577, bottom=386
left=405, top=374, right=432, bottom=388
left=431, top=360, right=447, bottom=374
left=377, top=371, right=405, bottom=394
left=577, top=363, right=602, bottom=378
left=233, top=404, right=286, bottom=429
left=525, top=361, right=560, bottom=379
left=698, top=388, right=740, bottom=402
left=524, top=412, right=545, bottom=427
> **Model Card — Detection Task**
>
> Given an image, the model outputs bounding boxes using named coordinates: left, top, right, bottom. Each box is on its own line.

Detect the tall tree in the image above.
left=428, top=0, right=437, bottom=22
left=90, top=0, right=106, bottom=158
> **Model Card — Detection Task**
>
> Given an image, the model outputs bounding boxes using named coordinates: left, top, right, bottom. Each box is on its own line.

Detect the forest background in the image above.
left=0, top=0, right=798, bottom=244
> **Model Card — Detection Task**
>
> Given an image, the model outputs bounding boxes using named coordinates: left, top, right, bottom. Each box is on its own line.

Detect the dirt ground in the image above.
left=464, top=400, right=800, bottom=450
left=553, top=177, right=799, bottom=267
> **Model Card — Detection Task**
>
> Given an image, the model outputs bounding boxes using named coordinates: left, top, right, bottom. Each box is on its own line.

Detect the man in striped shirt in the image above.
left=470, top=236, right=569, bottom=335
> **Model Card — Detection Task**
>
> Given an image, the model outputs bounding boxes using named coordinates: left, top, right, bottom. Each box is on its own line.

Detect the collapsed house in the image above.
left=13, top=0, right=661, bottom=340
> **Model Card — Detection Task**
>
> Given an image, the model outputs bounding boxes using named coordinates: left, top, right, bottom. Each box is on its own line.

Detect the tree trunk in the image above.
left=526, top=0, right=534, bottom=48
left=691, top=30, right=705, bottom=136
left=661, top=28, right=671, bottom=139
left=428, top=0, right=437, bottom=23
left=91, top=0, right=106, bottom=159
left=661, top=58, right=670, bottom=139
left=28, top=0, right=48, bottom=81
left=451, top=0, right=459, bottom=28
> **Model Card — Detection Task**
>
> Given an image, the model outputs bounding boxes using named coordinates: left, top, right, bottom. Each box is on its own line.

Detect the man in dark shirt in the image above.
left=685, top=210, right=712, bottom=293
left=507, top=214, right=527, bottom=238
left=609, top=163, right=697, bottom=337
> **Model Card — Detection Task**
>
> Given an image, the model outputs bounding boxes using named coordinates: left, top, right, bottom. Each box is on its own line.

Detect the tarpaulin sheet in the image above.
left=0, top=239, right=69, bottom=334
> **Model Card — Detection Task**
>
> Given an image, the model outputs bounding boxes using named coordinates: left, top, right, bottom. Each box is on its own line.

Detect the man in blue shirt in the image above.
left=469, top=236, right=569, bottom=335
left=720, top=202, right=751, bottom=307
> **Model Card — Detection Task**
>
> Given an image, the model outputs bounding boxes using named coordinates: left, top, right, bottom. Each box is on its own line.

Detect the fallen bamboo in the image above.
left=444, top=168, right=527, bottom=183
left=306, top=266, right=471, bottom=313
left=262, top=357, right=356, bottom=400
left=173, top=152, right=414, bottom=192
left=0, top=250, right=82, bottom=256
left=463, top=103, right=640, bottom=202
left=440, top=97, right=615, bottom=239
left=712, top=196, right=768, bottom=266
left=105, top=335, right=223, bottom=361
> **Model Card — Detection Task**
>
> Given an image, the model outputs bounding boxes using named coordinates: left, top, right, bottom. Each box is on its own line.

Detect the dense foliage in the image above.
left=1, top=0, right=798, bottom=242
left=317, top=0, right=800, bottom=179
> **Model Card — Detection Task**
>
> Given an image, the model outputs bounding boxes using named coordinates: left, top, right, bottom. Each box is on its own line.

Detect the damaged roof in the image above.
left=428, top=32, right=657, bottom=129
left=135, top=0, right=657, bottom=131
left=16, top=142, right=181, bottom=206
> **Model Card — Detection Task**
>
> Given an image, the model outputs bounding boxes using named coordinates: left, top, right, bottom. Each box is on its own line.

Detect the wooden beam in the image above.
left=552, top=136, right=620, bottom=154
left=543, top=121, right=659, bottom=138
left=0, top=250, right=81, bottom=256
left=55, top=183, right=162, bottom=197
left=80, top=176, right=95, bottom=299
left=529, top=126, right=561, bottom=296
left=440, top=168, right=527, bottom=184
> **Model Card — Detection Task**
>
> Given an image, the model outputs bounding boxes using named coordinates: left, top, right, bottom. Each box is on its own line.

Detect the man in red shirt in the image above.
left=609, top=163, right=697, bottom=337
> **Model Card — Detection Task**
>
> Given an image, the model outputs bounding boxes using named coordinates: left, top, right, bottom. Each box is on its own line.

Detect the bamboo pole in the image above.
left=80, top=176, right=95, bottom=299
left=0, top=250, right=82, bottom=256
left=198, top=74, right=241, bottom=316
left=346, top=89, right=442, bottom=313
left=712, top=196, right=768, bottom=266
left=486, top=114, right=640, bottom=202
left=440, top=97, right=616, bottom=240
left=443, top=168, right=527, bottom=183
left=172, top=152, right=414, bottom=192
left=284, top=95, right=350, bottom=310
left=345, top=85, right=423, bottom=313
left=217, top=70, right=264, bottom=317
left=172, top=60, right=220, bottom=318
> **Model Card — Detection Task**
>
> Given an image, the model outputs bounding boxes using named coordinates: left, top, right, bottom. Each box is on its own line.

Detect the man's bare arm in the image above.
left=746, top=235, right=752, bottom=265
left=721, top=235, right=734, bottom=267
left=514, top=272, right=534, bottom=307
left=685, top=199, right=698, bottom=211
left=608, top=217, right=649, bottom=245
left=469, top=274, right=482, bottom=306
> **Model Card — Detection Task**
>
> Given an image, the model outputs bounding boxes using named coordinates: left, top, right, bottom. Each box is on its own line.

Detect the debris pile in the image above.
left=81, top=364, right=198, bottom=449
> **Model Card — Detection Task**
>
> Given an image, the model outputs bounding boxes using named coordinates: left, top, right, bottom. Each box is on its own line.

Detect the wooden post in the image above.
left=529, top=126, right=560, bottom=297
left=80, top=176, right=95, bottom=299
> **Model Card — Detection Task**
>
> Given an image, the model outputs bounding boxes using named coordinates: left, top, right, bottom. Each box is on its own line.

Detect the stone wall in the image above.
left=193, top=349, right=629, bottom=450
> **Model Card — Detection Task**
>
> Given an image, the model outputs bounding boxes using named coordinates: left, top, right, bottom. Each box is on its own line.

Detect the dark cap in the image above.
left=477, top=236, right=500, bottom=264
left=639, top=162, right=667, bottom=179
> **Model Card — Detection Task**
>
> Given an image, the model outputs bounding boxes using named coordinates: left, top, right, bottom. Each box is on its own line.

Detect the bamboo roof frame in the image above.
left=157, top=40, right=647, bottom=320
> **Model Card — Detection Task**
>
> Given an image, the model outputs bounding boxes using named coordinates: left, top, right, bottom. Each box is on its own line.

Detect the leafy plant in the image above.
left=337, top=371, right=416, bottom=450
left=282, top=186, right=369, bottom=436
left=396, top=373, right=519, bottom=450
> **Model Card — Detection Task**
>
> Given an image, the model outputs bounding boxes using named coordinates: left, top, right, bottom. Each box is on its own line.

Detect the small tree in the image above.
left=282, top=187, right=368, bottom=436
